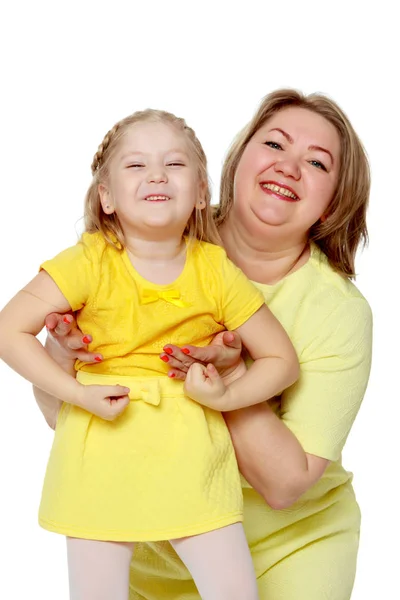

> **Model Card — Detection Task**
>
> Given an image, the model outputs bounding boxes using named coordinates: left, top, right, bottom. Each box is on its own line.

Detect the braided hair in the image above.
left=84, top=110, right=220, bottom=249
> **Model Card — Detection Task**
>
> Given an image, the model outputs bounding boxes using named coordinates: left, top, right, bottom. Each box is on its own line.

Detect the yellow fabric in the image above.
left=40, top=233, right=264, bottom=377
left=129, top=244, right=372, bottom=598
left=39, top=233, right=265, bottom=541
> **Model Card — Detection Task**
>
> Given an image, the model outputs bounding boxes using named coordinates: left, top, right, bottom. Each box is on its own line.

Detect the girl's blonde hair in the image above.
left=84, top=109, right=220, bottom=247
left=216, top=89, right=370, bottom=278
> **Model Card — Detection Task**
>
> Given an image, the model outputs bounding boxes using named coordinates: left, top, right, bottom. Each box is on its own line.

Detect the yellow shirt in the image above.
left=129, top=243, right=373, bottom=596
left=41, top=232, right=265, bottom=377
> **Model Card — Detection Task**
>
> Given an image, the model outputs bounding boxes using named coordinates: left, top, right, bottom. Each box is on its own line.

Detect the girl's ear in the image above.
left=99, top=184, right=115, bottom=214
left=195, top=181, right=207, bottom=210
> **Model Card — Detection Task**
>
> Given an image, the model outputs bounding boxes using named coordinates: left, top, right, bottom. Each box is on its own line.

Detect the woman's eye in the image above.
left=309, top=160, right=327, bottom=172
left=264, top=141, right=282, bottom=150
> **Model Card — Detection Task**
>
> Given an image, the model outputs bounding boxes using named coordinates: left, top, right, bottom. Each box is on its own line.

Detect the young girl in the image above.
left=0, top=110, right=299, bottom=600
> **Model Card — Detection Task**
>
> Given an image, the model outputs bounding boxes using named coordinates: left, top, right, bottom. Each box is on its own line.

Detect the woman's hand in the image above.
left=161, top=331, right=245, bottom=382
left=44, top=312, right=102, bottom=364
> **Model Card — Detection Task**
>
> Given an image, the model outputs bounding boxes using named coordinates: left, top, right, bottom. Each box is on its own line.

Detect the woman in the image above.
left=36, top=89, right=372, bottom=599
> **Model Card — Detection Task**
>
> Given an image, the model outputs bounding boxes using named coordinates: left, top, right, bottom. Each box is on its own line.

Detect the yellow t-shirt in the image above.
left=129, top=243, right=373, bottom=596
left=41, top=232, right=265, bottom=377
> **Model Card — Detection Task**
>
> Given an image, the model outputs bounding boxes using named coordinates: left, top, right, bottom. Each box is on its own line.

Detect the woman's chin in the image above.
left=251, top=205, right=290, bottom=228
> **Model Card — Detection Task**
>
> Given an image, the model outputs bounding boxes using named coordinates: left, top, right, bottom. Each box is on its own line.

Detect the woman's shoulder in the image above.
left=305, top=244, right=368, bottom=300
left=300, top=244, right=372, bottom=326
left=260, top=244, right=372, bottom=342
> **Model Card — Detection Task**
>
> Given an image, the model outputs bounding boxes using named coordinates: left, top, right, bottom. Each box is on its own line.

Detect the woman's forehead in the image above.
left=256, top=106, right=340, bottom=148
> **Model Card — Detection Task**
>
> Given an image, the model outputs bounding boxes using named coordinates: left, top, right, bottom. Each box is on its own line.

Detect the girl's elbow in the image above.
left=0, top=329, right=17, bottom=359
left=285, top=354, right=300, bottom=388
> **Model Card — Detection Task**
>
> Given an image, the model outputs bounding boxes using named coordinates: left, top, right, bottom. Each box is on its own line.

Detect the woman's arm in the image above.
left=224, top=403, right=329, bottom=509
left=225, top=297, right=373, bottom=510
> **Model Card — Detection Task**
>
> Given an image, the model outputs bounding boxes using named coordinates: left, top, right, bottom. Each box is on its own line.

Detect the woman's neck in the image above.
left=219, top=220, right=310, bottom=285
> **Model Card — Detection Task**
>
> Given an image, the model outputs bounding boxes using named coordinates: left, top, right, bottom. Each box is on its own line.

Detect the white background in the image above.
left=0, top=1, right=398, bottom=598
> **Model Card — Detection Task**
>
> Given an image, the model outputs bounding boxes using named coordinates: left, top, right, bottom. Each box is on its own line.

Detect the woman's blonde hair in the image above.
left=84, top=109, right=220, bottom=247
left=216, top=89, right=370, bottom=278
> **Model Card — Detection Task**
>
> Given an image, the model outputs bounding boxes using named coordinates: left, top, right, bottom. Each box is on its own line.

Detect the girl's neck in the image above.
left=125, top=234, right=185, bottom=262
left=124, top=233, right=187, bottom=285
left=219, top=219, right=310, bottom=285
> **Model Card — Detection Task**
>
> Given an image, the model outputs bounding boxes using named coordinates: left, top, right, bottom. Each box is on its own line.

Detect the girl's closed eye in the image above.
left=166, top=162, right=186, bottom=167
left=127, top=163, right=145, bottom=169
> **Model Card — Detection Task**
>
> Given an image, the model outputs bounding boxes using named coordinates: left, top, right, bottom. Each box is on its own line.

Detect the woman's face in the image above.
left=232, top=106, right=341, bottom=244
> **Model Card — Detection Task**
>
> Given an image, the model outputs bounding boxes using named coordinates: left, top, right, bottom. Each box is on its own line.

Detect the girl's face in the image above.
left=232, top=107, right=341, bottom=244
left=99, top=121, right=204, bottom=239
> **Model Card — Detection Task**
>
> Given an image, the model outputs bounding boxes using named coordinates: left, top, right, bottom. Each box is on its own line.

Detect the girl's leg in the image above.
left=66, top=537, right=134, bottom=600
left=170, top=523, right=259, bottom=600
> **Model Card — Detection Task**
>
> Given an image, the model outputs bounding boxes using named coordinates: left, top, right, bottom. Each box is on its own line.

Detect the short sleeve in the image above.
left=40, top=233, right=100, bottom=311
left=218, top=252, right=265, bottom=331
left=280, top=297, right=373, bottom=461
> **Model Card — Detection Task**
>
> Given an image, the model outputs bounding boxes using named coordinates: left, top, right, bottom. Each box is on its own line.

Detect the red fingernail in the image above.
left=94, top=356, right=102, bottom=362
left=161, top=355, right=169, bottom=362
left=182, top=348, right=190, bottom=355
left=168, top=372, right=175, bottom=378
left=63, top=316, right=72, bottom=324
left=82, top=336, right=91, bottom=344
left=164, top=347, right=173, bottom=355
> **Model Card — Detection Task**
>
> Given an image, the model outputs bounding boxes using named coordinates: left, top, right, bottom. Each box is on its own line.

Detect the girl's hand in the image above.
left=184, top=363, right=228, bottom=410
left=45, top=312, right=102, bottom=364
left=76, top=384, right=131, bottom=421
left=161, top=331, right=244, bottom=381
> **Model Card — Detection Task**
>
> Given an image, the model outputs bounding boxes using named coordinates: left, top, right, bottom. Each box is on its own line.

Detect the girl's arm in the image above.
left=185, top=304, right=299, bottom=411
left=0, top=271, right=129, bottom=420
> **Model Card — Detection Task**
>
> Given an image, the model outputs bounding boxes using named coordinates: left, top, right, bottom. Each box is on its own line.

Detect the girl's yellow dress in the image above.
left=38, top=233, right=265, bottom=541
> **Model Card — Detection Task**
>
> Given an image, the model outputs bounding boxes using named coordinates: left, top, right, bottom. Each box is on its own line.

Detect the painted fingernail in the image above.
left=82, top=336, right=91, bottom=344
left=94, top=356, right=102, bottom=362
left=182, top=348, right=190, bottom=355
left=63, top=316, right=72, bottom=324
left=164, top=347, right=173, bottom=355
left=161, top=355, right=169, bottom=362
left=168, top=372, right=175, bottom=378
